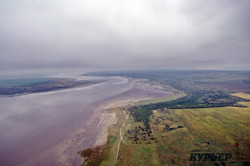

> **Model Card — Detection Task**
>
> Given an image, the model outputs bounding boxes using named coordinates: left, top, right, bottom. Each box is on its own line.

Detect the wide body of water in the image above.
left=0, top=76, right=171, bottom=166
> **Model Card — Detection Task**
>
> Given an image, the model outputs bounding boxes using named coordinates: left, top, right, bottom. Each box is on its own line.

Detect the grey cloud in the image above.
left=0, top=0, right=249, bottom=74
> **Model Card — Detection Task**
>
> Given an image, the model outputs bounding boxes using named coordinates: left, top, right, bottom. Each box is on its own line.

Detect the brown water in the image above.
left=0, top=76, right=172, bottom=166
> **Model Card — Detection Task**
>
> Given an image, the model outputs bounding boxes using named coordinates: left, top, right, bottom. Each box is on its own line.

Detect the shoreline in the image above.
left=80, top=78, right=181, bottom=166
left=53, top=77, right=176, bottom=166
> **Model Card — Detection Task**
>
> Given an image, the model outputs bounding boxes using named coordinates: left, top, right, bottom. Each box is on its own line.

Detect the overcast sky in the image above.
left=0, top=0, right=250, bottom=74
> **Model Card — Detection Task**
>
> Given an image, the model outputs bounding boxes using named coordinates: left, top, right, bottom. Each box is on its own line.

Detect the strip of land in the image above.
left=0, top=77, right=105, bottom=96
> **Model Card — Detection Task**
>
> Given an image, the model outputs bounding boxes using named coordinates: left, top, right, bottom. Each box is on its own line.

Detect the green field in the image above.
left=81, top=71, right=250, bottom=166
left=118, top=93, right=250, bottom=166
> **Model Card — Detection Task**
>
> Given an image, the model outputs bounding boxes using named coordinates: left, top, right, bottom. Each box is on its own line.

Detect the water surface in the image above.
left=0, top=76, right=172, bottom=166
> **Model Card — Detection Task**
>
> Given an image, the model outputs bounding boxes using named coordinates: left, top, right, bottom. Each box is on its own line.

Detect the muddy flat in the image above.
left=0, top=76, right=172, bottom=166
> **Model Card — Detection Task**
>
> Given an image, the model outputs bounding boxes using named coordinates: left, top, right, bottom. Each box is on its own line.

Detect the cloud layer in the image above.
left=0, top=0, right=250, bottom=73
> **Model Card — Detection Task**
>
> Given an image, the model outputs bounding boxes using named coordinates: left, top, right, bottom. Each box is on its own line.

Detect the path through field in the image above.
left=114, top=110, right=129, bottom=165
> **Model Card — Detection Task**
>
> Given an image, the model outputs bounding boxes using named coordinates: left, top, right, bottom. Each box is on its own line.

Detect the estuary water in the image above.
left=0, top=76, right=172, bottom=166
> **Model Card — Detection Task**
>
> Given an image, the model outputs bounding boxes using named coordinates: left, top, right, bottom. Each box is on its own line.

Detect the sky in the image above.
left=0, top=0, right=250, bottom=75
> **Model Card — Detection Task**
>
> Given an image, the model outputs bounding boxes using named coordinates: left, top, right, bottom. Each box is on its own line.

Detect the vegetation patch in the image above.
left=0, top=78, right=104, bottom=95
left=81, top=146, right=105, bottom=166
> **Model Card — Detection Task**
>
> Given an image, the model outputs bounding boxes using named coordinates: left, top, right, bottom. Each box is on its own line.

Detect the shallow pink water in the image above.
left=0, top=77, right=171, bottom=166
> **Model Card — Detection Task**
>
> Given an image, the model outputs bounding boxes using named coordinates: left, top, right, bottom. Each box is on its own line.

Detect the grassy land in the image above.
left=231, top=92, right=250, bottom=100
left=80, top=70, right=250, bottom=166
left=120, top=93, right=250, bottom=166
